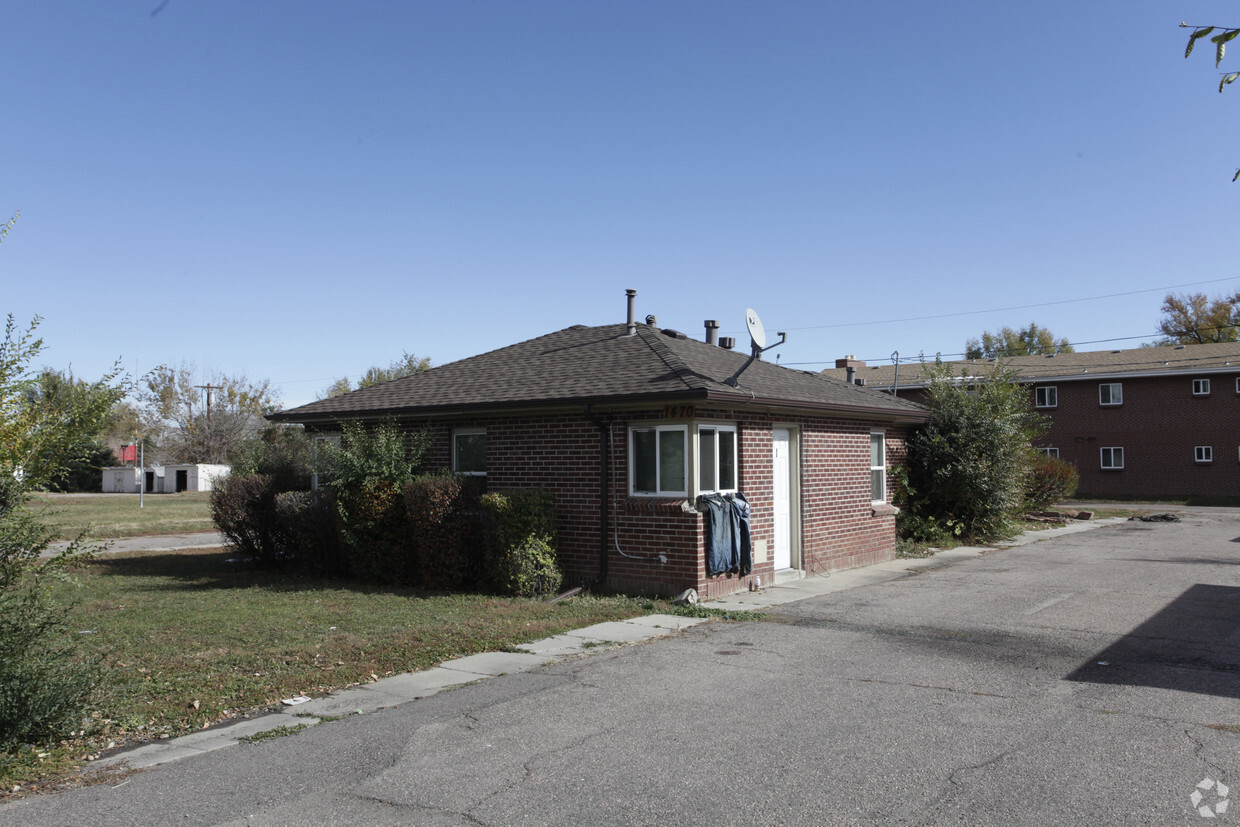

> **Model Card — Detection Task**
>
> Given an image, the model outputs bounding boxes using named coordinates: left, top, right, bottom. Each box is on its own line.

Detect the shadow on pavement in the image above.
left=1068, top=584, right=1240, bottom=699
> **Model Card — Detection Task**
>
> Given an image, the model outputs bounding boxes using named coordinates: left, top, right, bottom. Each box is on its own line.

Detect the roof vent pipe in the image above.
left=704, top=320, right=719, bottom=346
left=625, top=289, right=637, bottom=336
left=645, top=314, right=658, bottom=328
left=846, top=366, right=856, bottom=385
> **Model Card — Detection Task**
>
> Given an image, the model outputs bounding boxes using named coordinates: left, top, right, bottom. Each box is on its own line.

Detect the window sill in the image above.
left=626, top=497, right=694, bottom=513
left=871, top=502, right=900, bottom=517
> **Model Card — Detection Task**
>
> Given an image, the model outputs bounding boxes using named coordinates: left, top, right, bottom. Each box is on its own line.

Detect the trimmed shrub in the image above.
left=210, top=474, right=283, bottom=566
left=1023, top=454, right=1080, bottom=511
left=335, top=479, right=412, bottom=584
left=275, top=491, right=345, bottom=576
left=480, top=489, right=562, bottom=597
left=404, top=475, right=482, bottom=591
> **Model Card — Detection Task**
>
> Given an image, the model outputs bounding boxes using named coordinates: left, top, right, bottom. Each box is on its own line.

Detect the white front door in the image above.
left=772, top=428, right=792, bottom=570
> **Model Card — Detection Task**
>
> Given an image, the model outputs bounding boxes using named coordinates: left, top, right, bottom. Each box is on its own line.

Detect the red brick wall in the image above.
left=1032, top=374, right=1240, bottom=500
left=402, top=407, right=907, bottom=597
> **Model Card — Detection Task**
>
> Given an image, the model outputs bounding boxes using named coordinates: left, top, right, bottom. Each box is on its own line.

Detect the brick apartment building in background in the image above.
left=821, top=342, right=1240, bottom=502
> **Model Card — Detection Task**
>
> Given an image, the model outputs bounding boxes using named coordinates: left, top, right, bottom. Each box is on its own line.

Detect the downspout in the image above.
left=585, top=405, right=610, bottom=586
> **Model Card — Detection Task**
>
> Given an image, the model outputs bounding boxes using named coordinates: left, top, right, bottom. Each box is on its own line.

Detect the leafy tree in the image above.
left=322, top=351, right=431, bottom=399
left=899, top=361, right=1047, bottom=542
left=1153, top=290, right=1240, bottom=344
left=0, top=210, right=17, bottom=245
left=26, top=369, right=124, bottom=492
left=0, top=316, right=128, bottom=749
left=1182, top=23, right=1240, bottom=181
left=1, top=319, right=127, bottom=487
left=964, top=323, right=1073, bottom=360
left=138, top=364, right=279, bottom=464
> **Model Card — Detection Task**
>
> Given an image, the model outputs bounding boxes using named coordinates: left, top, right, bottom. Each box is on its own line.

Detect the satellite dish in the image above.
left=745, top=308, right=767, bottom=349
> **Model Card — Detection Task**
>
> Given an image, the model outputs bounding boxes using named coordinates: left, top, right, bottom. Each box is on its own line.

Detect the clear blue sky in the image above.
left=5, top=1, right=1238, bottom=407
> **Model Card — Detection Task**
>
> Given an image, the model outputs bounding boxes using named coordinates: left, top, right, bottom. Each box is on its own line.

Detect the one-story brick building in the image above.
left=822, top=342, right=1240, bottom=501
left=272, top=298, right=929, bottom=598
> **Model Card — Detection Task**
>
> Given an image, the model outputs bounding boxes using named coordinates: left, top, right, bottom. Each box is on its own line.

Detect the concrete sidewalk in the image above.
left=91, top=517, right=1127, bottom=774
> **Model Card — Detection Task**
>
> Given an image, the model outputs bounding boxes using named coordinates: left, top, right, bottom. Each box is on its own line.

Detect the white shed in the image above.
left=101, top=467, right=142, bottom=493
left=161, top=464, right=230, bottom=493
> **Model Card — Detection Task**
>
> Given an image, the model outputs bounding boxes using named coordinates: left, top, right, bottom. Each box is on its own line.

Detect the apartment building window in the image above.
left=1100, top=447, right=1124, bottom=469
left=1196, top=446, right=1213, bottom=463
left=1099, top=383, right=1123, bottom=406
left=1193, top=378, right=1211, bottom=396
left=1035, top=386, right=1057, bottom=408
left=1037, top=447, right=1060, bottom=458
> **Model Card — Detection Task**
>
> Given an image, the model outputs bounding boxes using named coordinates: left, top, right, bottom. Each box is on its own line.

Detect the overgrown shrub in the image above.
left=404, top=475, right=482, bottom=590
left=480, top=489, right=561, bottom=597
left=317, top=420, right=430, bottom=584
left=275, top=491, right=344, bottom=576
left=229, top=425, right=315, bottom=492
left=0, top=588, right=97, bottom=748
left=335, top=479, right=411, bottom=583
left=1022, top=454, right=1080, bottom=511
left=210, top=474, right=283, bottom=566
left=0, top=478, right=99, bottom=748
left=902, top=361, right=1047, bottom=542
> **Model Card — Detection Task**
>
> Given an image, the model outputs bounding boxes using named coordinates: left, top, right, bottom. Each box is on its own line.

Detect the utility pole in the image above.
left=195, top=384, right=225, bottom=462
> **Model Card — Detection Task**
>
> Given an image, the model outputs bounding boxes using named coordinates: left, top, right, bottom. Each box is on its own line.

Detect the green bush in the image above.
left=275, top=491, right=345, bottom=576
left=335, top=479, right=412, bottom=584
left=0, top=588, right=96, bottom=749
left=404, top=476, right=482, bottom=590
left=210, top=474, right=283, bottom=567
left=0, top=478, right=98, bottom=749
left=480, top=489, right=562, bottom=597
left=229, top=425, right=315, bottom=492
left=903, top=362, right=1047, bottom=542
left=1022, top=454, right=1080, bottom=511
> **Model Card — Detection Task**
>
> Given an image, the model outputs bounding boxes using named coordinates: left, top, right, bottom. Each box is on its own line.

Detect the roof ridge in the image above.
left=636, top=327, right=709, bottom=389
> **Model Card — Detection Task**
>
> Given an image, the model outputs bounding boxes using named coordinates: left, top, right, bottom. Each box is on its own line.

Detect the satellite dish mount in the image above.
left=724, top=308, right=786, bottom=387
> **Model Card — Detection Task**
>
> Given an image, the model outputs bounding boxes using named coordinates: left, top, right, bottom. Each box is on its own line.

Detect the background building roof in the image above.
left=820, top=342, right=1240, bottom=390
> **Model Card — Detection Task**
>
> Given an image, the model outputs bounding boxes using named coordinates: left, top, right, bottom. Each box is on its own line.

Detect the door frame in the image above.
left=771, top=425, right=802, bottom=571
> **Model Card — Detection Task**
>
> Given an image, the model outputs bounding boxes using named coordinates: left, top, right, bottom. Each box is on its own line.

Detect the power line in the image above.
left=782, top=276, right=1239, bottom=332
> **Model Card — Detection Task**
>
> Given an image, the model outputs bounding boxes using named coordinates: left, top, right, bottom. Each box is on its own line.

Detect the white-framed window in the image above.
left=1099, top=383, right=1123, bottom=406
left=1100, top=447, right=1124, bottom=469
left=1196, top=446, right=1213, bottom=463
left=1235, top=377, right=1240, bottom=395
left=452, top=428, right=487, bottom=476
left=870, top=431, right=886, bottom=503
left=1034, top=386, right=1058, bottom=408
left=1037, top=447, right=1060, bottom=458
left=697, top=424, right=738, bottom=494
left=1193, top=378, right=1211, bottom=396
left=630, top=425, right=688, bottom=496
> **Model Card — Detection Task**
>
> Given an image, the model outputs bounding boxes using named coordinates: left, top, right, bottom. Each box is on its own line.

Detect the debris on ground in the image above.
left=1130, top=513, right=1181, bottom=522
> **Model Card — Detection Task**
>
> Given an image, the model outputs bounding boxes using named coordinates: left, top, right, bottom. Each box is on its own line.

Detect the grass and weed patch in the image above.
left=24, top=493, right=214, bottom=540
left=0, top=547, right=656, bottom=796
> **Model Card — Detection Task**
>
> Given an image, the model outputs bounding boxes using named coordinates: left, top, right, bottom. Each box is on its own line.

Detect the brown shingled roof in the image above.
left=271, top=323, right=928, bottom=424
left=820, top=342, right=1240, bottom=389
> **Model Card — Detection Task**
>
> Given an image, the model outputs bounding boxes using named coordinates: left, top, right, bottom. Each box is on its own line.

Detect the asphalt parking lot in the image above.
left=5, top=508, right=1239, bottom=826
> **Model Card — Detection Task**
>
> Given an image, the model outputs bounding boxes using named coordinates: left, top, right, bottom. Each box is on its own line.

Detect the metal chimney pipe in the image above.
left=846, top=366, right=856, bottom=385
left=704, top=320, right=719, bottom=346
left=625, top=289, right=637, bottom=336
